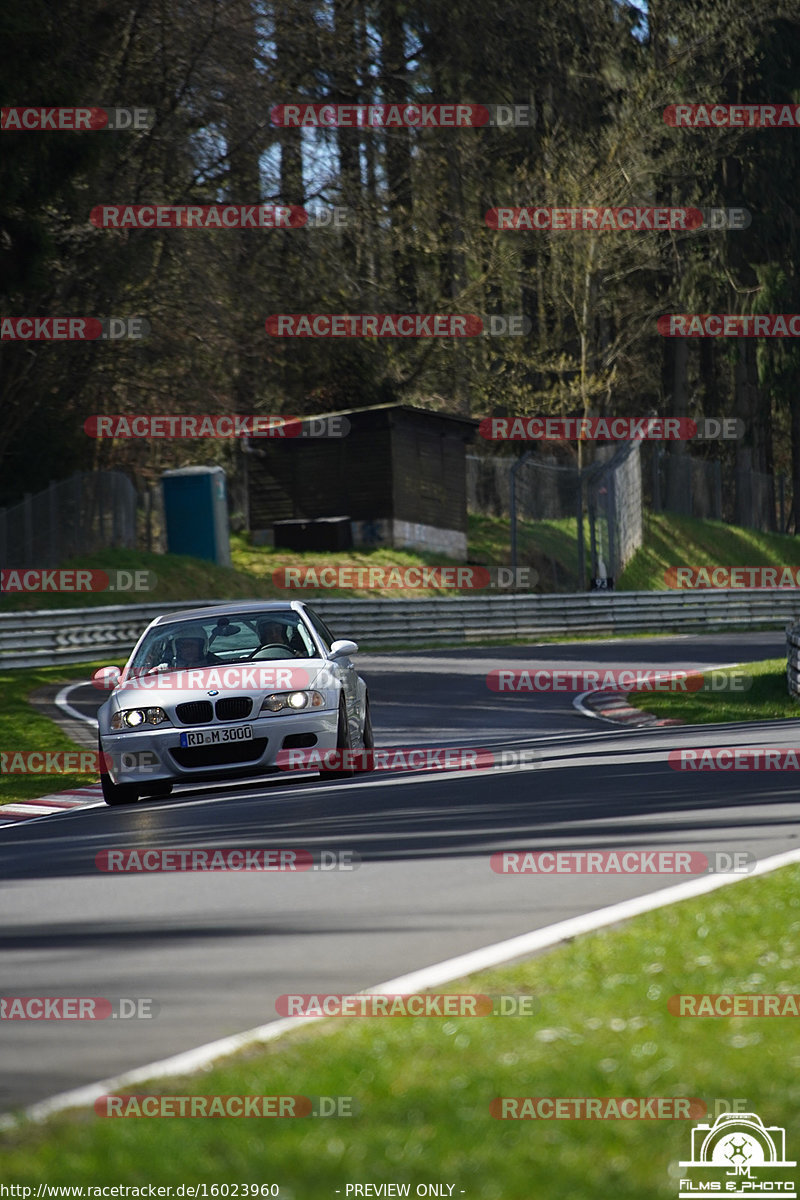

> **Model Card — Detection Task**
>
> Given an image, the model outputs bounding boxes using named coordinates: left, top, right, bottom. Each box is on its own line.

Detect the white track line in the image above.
left=573, top=688, right=616, bottom=721
left=3, top=843, right=800, bottom=1133
left=55, top=684, right=98, bottom=729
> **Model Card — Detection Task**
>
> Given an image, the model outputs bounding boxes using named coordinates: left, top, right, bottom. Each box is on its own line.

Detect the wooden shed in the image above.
left=246, top=404, right=476, bottom=558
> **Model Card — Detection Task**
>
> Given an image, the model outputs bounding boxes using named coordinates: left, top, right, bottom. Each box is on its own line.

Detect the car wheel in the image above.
left=98, top=737, right=139, bottom=806
left=319, top=697, right=354, bottom=780
left=362, top=694, right=374, bottom=757
left=352, top=695, right=375, bottom=774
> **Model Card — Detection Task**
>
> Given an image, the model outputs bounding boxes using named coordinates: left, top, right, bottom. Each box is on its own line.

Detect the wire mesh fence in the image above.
left=469, top=436, right=790, bottom=590
left=0, top=471, right=138, bottom=568
left=467, top=441, right=643, bottom=586
left=466, top=452, right=584, bottom=521
left=592, top=441, right=643, bottom=582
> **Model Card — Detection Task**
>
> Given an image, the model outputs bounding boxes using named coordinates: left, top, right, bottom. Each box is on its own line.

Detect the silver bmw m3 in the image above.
left=96, top=600, right=372, bottom=805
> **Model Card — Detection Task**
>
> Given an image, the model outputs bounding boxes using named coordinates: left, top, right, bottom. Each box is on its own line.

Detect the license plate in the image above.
left=180, top=725, right=253, bottom=748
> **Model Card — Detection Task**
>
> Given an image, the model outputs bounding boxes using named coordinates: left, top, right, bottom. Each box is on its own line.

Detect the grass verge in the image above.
left=618, top=512, right=800, bottom=591
left=629, top=659, right=797, bottom=725
left=0, top=548, right=268, bottom=612
left=0, top=525, right=555, bottom=610
left=467, top=513, right=585, bottom=589
left=0, top=662, right=107, bottom=804
left=3, top=513, right=800, bottom=608
left=1, top=864, right=799, bottom=1197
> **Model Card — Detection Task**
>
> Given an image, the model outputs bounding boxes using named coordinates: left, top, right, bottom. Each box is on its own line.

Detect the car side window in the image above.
left=289, top=621, right=316, bottom=657
left=304, top=607, right=336, bottom=653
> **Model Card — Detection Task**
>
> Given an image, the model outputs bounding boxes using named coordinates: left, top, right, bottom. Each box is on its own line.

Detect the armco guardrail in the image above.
left=3, top=590, right=800, bottom=669
left=0, top=601, right=220, bottom=670
left=786, top=622, right=800, bottom=701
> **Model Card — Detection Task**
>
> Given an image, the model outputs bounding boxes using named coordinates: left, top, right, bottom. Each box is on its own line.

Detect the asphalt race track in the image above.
left=2, top=631, right=798, bottom=1116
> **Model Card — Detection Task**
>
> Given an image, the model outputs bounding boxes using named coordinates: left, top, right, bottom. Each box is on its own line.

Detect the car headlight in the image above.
left=259, top=690, right=325, bottom=714
left=110, top=707, right=170, bottom=730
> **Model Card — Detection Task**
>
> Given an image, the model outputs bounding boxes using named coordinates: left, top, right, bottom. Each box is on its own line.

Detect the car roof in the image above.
left=148, top=600, right=311, bottom=629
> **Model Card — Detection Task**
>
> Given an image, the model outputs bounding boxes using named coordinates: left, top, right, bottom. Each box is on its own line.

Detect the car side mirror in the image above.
left=329, top=639, right=358, bottom=659
left=92, top=665, right=122, bottom=690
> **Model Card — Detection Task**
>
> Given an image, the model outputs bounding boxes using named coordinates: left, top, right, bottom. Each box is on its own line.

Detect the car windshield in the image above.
left=126, top=611, right=318, bottom=677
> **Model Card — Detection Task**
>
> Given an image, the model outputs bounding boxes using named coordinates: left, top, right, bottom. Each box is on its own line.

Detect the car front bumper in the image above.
left=100, top=709, right=340, bottom=786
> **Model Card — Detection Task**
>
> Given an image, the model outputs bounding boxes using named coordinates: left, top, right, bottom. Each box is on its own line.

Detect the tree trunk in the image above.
left=379, top=0, right=416, bottom=309
left=333, top=0, right=361, bottom=281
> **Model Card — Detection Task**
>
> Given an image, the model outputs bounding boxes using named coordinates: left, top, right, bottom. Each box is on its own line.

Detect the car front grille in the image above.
left=215, top=697, right=253, bottom=721
left=169, top=739, right=268, bottom=768
left=175, top=701, right=214, bottom=725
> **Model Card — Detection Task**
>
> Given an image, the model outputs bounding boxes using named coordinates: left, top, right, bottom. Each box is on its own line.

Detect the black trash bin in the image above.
left=272, top=516, right=353, bottom=552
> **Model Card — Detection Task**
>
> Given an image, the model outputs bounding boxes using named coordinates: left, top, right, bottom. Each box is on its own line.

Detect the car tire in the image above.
left=98, top=737, right=139, bottom=806
left=357, top=700, right=376, bottom=772
left=319, top=697, right=354, bottom=780
left=362, top=694, right=374, bottom=750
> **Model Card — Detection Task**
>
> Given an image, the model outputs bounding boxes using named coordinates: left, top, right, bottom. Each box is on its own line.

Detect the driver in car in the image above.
left=174, top=635, right=209, bottom=669
left=256, top=618, right=291, bottom=646
left=255, top=617, right=310, bottom=656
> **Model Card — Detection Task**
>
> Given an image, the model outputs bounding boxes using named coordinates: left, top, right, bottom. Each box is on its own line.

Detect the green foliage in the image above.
left=4, top=0, right=800, bottom=509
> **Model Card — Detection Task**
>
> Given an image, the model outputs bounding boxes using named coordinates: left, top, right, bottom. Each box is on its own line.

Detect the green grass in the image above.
left=3, top=513, right=800, bottom=609
left=629, top=659, right=797, bottom=724
left=468, top=510, right=800, bottom=595
left=236, top=523, right=584, bottom=596
left=0, top=547, right=269, bottom=612
left=468, top=512, right=586, bottom=590
left=0, top=661, right=109, bottom=804
left=618, top=512, right=800, bottom=591
left=0, top=532, right=539, bottom=610
left=231, top=531, right=513, bottom=598
left=2, top=864, right=800, bottom=1197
